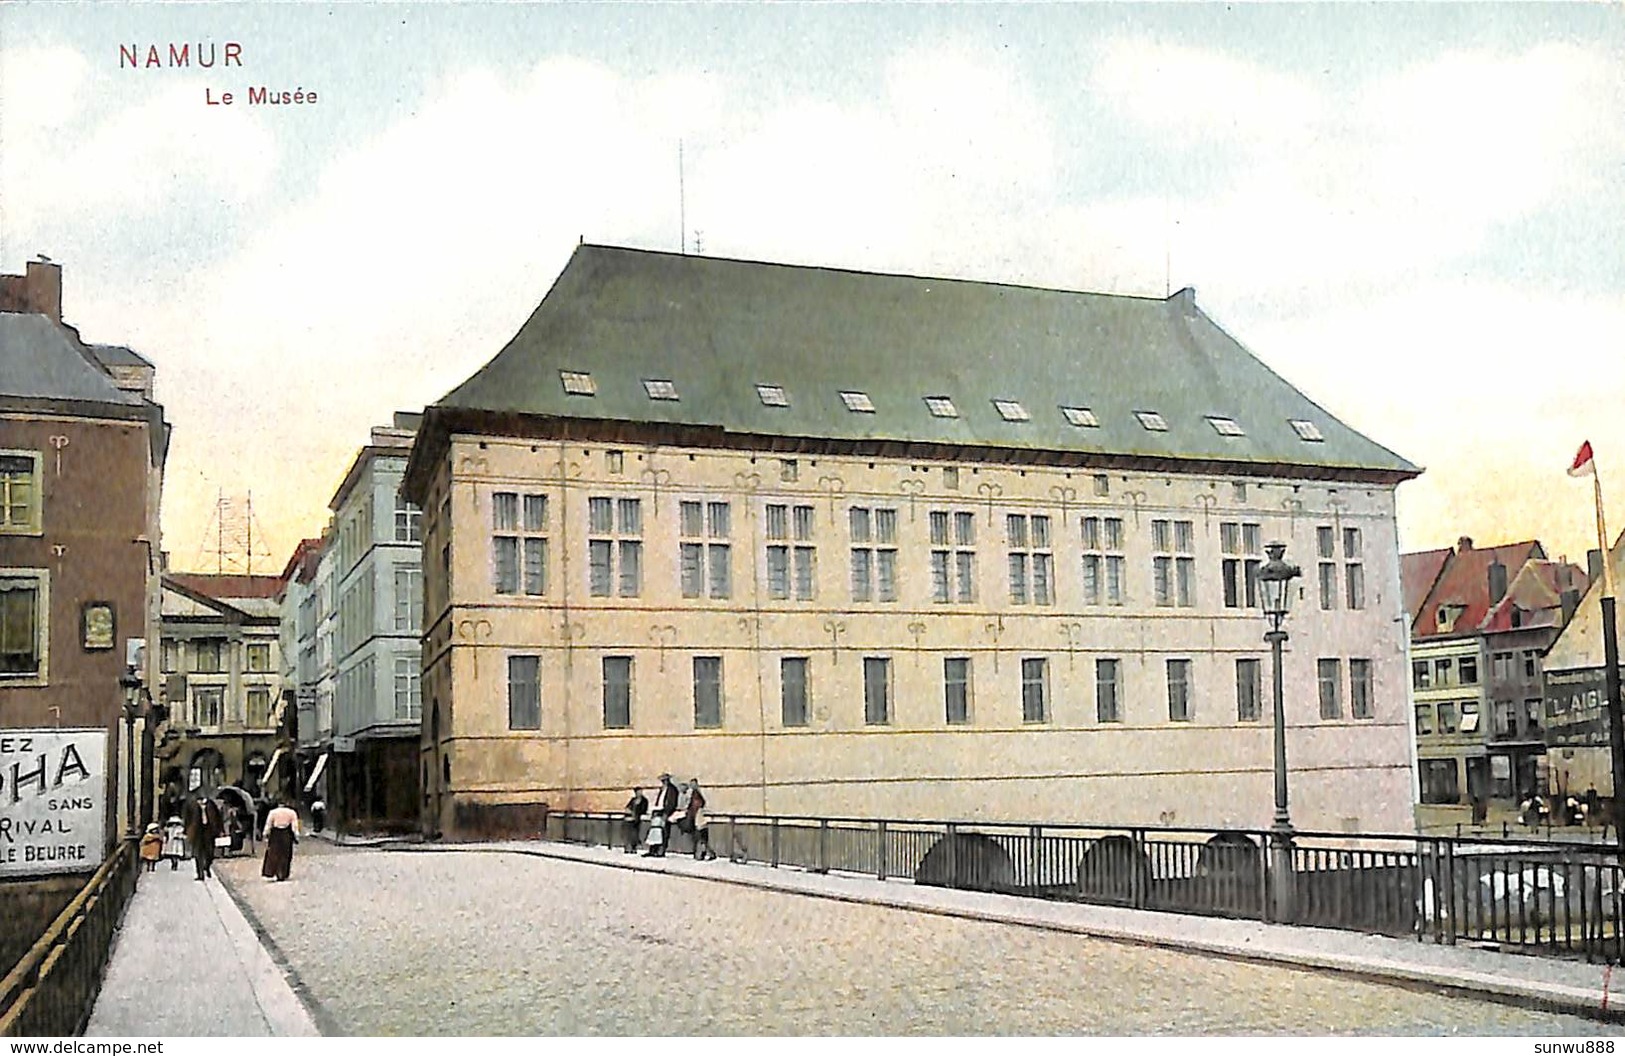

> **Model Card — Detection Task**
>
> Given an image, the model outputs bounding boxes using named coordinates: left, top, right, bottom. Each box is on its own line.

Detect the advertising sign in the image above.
left=0, top=728, right=108, bottom=877
left=1545, top=667, right=1614, bottom=748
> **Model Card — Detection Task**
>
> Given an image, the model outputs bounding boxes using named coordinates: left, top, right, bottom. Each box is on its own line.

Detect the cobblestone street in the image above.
left=214, top=843, right=1611, bottom=1036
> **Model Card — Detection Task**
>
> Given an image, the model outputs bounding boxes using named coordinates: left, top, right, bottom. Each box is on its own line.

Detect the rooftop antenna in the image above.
left=678, top=140, right=687, bottom=255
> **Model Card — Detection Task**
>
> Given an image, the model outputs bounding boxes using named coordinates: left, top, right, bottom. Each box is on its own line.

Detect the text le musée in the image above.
left=118, top=43, right=319, bottom=106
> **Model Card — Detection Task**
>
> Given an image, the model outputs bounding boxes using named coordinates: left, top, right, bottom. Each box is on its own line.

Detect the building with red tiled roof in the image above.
left=1401, top=547, right=1452, bottom=628
left=1411, top=537, right=1545, bottom=639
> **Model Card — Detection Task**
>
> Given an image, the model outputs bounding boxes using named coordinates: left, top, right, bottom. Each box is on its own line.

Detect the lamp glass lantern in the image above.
left=1258, top=542, right=1300, bottom=632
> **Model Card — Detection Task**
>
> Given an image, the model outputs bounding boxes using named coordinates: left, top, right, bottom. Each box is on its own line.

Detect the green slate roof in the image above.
left=437, top=245, right=1418, bottom=479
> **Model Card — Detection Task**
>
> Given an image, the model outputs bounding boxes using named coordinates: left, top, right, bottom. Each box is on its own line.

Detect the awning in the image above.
left=303, top=752, right=330, bottom=793
left=263, top=747, right=284, bottom=779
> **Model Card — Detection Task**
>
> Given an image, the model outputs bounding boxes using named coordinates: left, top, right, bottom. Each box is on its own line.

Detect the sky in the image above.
left=3, top=2, right=1623, bottom=574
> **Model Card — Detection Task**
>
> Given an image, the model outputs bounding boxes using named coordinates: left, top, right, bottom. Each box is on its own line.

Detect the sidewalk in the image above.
left=393, top=835, right=1625, bottom=1023
left=84, top=860, right=319, bottom=1037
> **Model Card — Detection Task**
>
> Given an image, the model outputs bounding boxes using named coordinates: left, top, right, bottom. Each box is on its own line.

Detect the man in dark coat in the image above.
left=183, top=794, right=223, bottom=880
left=623, top=788, right=648, bottom=853
left=643, top=775, right=679, bottom=857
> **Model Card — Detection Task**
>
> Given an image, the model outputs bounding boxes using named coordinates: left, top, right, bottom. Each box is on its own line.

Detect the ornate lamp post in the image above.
left=1258, top=541, right=1301, bottom=922
left=119, top=670, right=143, bottom=838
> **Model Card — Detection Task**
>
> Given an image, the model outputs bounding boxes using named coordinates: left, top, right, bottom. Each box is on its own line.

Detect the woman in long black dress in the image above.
left=261, top=797, right=301, bottom=881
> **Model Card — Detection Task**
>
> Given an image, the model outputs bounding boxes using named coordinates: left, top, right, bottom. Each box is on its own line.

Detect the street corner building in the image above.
left=399, top=245, right=1421, bottom=840
left=0, top=259, right=168, bottom=972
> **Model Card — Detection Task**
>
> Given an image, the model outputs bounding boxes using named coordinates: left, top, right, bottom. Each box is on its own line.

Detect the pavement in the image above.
left=392, top=834, right=1625, bottom=1024
left=84, top=856, right=319, bottom=1037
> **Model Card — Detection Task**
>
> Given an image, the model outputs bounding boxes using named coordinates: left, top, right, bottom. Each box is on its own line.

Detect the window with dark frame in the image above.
left=1082, top=516, right=1125, bottom=606
left=603, top=656, right=632, bottom=729
left=588, top=497, right=642, bottom=597
left=693, top=656, right=723, bottom=728
left=766, top=504, right=817, bottom=601
left=929, top=509, right=976, bottom=603
left=1096, top=658, right=1121, bottom=722
left=1166, top=659, right=1191, bottom=721
left=1318, top=658, right=1343, bottom=719
left=507, top=655, right=541, bottom=730
left=863, top=657, right=891, bottom=724
left=1021, top=657, right=1048, bottom=722
left=1007, top=514, right=1054, bottom=605
left=944, top=657, right=971, bottom=724
left=1350, top=658, right=1373, bottom=719
left=1236, top=658, right=1262, bottom=721
left=849, top=507, right=899, bottom=602
left=781, top=657, right=808, bottom=727
left=1221, top=521, right=1262, bottom=609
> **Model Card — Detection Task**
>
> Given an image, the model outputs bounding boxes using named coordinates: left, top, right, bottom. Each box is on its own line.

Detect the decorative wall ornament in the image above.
left=552, top=457, right=583, bottom=482
left=458, top=453, right=490, bottom=476
left=1048, top=485, right=1077, bottom=526
left=816, top=475, right=846, bottom=525
left=822, top=618, right=847, bottom=663
left=733, top=471, right=762, bottom=492
left=48, top=435, right=69, bottom=476
left=1326, top=494, right=1348, bottom=533
left=898, top=478, right=926, bottom=521
left=1123, top=490, right=1149, bottom=527
left=1194, top=492, right=1217, bottom=530
left=639, top=467, right=672, bottom=514
left=976, top=480, right=1003, bottom=525
left=650, top=625, right=679, bottom=671
left=984, top=614, right=1005, bottom=672
left=1281, top=497, right=1305, bottom=533
left=907, top=621, right=927, bottom=663
left=51, top=544, right=66, bottom=558
left=454, top=618, right=494, bottom=679
left=1058, top=621, right=1083, bottom=669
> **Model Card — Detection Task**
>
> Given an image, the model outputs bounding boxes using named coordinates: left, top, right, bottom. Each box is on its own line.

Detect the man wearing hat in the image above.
left=644, top=774, right=679, bottom=857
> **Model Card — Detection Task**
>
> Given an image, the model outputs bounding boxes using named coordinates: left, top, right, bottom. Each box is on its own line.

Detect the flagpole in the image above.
left=1589, top=456, right=1625, bottom=854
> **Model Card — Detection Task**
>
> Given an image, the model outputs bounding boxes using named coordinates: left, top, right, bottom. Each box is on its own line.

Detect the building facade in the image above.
left=402, top=245, right=1422, bottom=839
left=153, top=574, right=283, bottom=820
left=1542, top=534, right=1625, bottom=799
left=0, top=260, right=168, bottom=971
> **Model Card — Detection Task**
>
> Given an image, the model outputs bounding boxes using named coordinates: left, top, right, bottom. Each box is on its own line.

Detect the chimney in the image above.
left=1457, top=536, right=1474, bottom=553
left=1561, top=588, right=1581, bottom=627
left=1589, top=548, right=1604, bottom=584
left=24, top=259, right=62, bottom=322
left=1488, top=560, right=1508, bottom=605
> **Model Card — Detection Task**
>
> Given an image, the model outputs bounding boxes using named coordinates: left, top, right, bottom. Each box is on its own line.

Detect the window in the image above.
left=1082, top=517, right=1126, bottom=606
left=1206, top=416, right=1245, bottom=437
left=849, top=507, right=898, bottom=602
left=507, top=655, right=541, bottom=730
left=1236, top=659, right=1262, bottom=722
left=1021, top=658, right=1048, bottom=723
left=394, top=567, right=423, bottom=632
left=606, top=451, right=624, bottom=475
left=393, top=656, right=421, bottom=721
left=1152, top=519, right=1195, bottom=607
left=863, top=657, right=891, bottom=724
left=193, top=687, right=223, bottom=727
left=1460, top=701, right=1481, bottom=733
left=693, top=657, right=723, bottom=728
left=588, top=497, right=642, bottom=597
left=246, top=643, right=272, bottom=672
left=1419, top=759, right=1459, bottom=804
left=394, top=496, right=422, bottom=542
left=1318, top=658, right=1342, bottom=719
left=160, top=639, right=177, bottom=674
left=194, top=639, right=224, bottom=674
left=993, top=399, right=1030, bottom=422
left=929, top=510, right=976, bottom=603
left=1317, top=526, right=1337, bottom=611
left=1523, top=650, right=1540, bottom=679
left=1412, top=660, right=1431, bottom=690
left=680, top=501, right=732, bottom=599
left=924, top=396, right=959, bottom=418
left=766, top=504, right=817, bottom=601
left=1092, top=474, right=1109, bottom=498
left=1458, top=656, right=1478, bottom=685
left=1007, top=515, right=1054, bottom=605
left=757, top=384, right=789, bottom=407
left=0, top=453, right=42, bottom=534
left=1232, top=482, right=1248, bottom=502
left=247, top=688, right=272, bottom=728
left=560, top=370, right=596, bottom=396
left=1096, top=659, right=1121, bottom=723
left=943, top=467, right=960, bottom=490
left=840, top=391, right=875, bottom=413
left=1343, top=528, right=1365, bottom=610
left=1415, top=704, right=1433, bottom=735
left=1432, top=701, right=1457, bottom=734
left=1433, top=658, right=1453, bottom=687
left=1166, top=659, right=1192, bottom=721
left=1221, top=522, right=1262, bottom=609
left=1524, top=698, right=1543, bottom=734
left=781, top=657, right=808, bottom=727
left=1061, top=406, right=1099, bottom=428
left=1350, top=658, right=1373, bottom=720
left=780, top=459, right=798, bottom=483
left=944, top=658, right=971, bottom=725
left=643, top=379, right=679, bottom=400
left=1135, top=411, right=1168, bottom=432
left=494, top=493, right=548, bottom=597
left=603, top=657, right=632, bottom=729
left=1290, top=419, right=1325, bottom=442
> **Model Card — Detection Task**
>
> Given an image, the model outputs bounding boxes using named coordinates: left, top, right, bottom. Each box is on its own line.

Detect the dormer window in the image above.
left=840, top=391, right=875, bottom=413
left=1290, top=419, right=1324, bottom=442
left=560, top=371, right=596, bottom=396
left=643, top=379, right=679, bottom=401
left=992, top=399, right=1030, bottom=422
left=924, top=396, right=959, bottom=418
left=1135, top=411, right=1169, bottom=432
left=756, top=384, right=789, bottom=407
left=1060, top=406, right=1099, bottom=428
left=1207, top=416, right=1245, bottom=437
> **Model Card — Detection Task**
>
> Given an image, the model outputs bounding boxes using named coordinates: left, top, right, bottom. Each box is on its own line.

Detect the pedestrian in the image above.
left=139, top=823, right=163, bottom=873
left=262, top=797, right=301, bottom=882
left=183, top=794, right=223, bottom=881
left=162, top=815, right=187, bottom=871
left=674, top=781, right=693, bottom=852
left=687, top=778, right=715, bottom=861
left=311, top=798, right=327, bottom=833
left=623, top=787, right=648, bottom=853
left=644, top=774, right=678, bottom=858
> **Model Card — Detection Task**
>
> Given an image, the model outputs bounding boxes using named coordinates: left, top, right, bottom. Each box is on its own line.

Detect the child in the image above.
left=139, top=823, right=163, bottom=872
left=162, top=815, right=187, bottom=871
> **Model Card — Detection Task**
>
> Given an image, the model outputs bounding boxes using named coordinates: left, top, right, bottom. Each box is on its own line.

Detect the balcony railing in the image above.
left=545, top=811, right=1625, bottom=965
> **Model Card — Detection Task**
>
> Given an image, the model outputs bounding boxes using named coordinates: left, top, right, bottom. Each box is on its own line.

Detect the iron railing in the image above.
left=545, top=811, right=1625, bottom=965
left=0, top=839, right=140, bottom=1037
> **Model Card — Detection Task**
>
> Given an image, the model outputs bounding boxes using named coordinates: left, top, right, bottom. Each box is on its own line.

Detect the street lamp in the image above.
left=1258, top=541, right=1302, bottom=922
left=119, top=670, right=143, bottom=838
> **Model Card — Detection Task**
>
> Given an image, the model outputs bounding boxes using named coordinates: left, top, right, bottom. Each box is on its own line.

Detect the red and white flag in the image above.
left=1569, top=441, right=1596, bottom=478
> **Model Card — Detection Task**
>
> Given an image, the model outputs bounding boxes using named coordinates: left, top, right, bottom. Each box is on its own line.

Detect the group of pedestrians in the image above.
left=132, top=793, right=305, bottom=882
left=623, top=774, right=716, bottom=860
